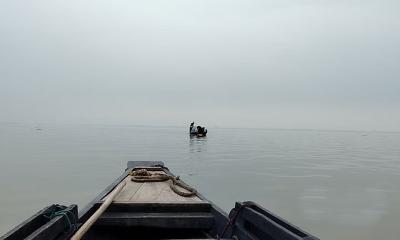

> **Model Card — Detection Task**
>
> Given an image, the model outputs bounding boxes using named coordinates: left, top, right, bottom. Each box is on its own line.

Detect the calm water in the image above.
left=1, top=123, right=400, bottom=239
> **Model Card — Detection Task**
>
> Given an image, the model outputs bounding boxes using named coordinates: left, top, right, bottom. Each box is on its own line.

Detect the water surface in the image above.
left=1, top=124, right=400, bottom=239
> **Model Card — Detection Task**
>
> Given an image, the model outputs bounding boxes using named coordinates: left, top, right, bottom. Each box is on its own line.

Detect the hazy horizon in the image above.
left=3, top=121, right=400, bottom=134
left=1, top=0, right=399, bottom=131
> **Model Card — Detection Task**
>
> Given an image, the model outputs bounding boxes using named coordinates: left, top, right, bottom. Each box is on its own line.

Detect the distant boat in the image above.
left=0, top=161, right=319, bottom=240
left=189, top=122, right=207, bottom=137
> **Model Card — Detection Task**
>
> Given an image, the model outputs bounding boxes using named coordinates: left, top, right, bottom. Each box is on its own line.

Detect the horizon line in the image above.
left=1, top=121, right=399, bottom=134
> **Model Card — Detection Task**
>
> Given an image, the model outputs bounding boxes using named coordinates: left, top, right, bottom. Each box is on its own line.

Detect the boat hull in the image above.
left=1, top=161, right=319, bottom=240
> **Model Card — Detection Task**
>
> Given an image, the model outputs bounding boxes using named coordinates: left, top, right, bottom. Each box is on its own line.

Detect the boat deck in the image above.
left=93, top=168, right=215, bottom=239
left=111, top=170, right=204, bottom=203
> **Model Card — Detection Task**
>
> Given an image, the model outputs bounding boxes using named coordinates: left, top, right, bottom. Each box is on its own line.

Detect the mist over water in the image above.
left=1, top=123, right=400, bottom=239
left=1, top=0, right=400, bottom=131
left=1, top=1, right=400, bottom=239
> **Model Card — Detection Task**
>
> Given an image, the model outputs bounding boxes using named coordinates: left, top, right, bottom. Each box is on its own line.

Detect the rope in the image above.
left=129, top=169, right=197, bottom=197
left=219, top=203, right=251, bottom=239
left=44, top=206, right=77, bottom=232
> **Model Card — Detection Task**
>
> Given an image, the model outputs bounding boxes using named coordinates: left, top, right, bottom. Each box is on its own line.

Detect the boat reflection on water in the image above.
left=189, top=134, right=207, bottom=153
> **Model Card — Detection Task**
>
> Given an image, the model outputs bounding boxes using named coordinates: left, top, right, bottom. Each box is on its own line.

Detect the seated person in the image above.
left=190, top=122, right=198, bottom=134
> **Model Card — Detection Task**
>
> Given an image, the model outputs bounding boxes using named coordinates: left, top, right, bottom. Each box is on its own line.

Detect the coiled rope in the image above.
left=129, top=169, right=197, bottom=197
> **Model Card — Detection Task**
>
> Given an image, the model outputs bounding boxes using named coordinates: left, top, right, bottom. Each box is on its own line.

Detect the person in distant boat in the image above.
left=190, top=122, right=197, bottom=134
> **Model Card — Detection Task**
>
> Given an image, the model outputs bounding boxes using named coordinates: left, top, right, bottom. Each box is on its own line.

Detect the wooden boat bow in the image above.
left=0, top=161, right=319, bottom=240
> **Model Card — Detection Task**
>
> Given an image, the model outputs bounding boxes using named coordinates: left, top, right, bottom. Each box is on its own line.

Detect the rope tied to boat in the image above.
left=44, top=205, right=77, bottom=232
left=129, top=169, right=197, bottom=197
left=218, top=202, right=254, bottom=239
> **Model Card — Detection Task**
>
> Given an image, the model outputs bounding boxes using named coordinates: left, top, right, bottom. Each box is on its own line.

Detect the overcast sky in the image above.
left=1, top=0, right=399, bottom=131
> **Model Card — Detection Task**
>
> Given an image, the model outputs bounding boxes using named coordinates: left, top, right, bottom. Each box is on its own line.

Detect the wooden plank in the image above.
left=97, top=212, right=214, bottom=229
left=113, top=178, right=143, bottom=202
left=106, top=202, right=211, bottom=213
left=112, top=172, right=204, bottom=203
left=130, top=181, right=167, bottom=202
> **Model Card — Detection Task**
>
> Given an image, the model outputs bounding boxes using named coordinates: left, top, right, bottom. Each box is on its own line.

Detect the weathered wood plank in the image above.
left=109, top=171, right=204, bottom=203
left=130, top=181, right=167, bottom=202
left=113, top=179, right=143, bottom=202
left=97, top=212, right=214, bottom=229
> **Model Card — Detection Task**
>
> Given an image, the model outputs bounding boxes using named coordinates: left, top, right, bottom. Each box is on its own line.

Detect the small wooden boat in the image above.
left=189, top=123, right=207, bottom=137
left=0, top=161, right=319, bottom=240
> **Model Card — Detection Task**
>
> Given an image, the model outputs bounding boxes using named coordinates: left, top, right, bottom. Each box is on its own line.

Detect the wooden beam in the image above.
left=97, top=212, right=214, bottom=229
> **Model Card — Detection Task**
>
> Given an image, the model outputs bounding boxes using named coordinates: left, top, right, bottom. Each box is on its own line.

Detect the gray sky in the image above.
left=1, top=0, right=399, bottom=131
